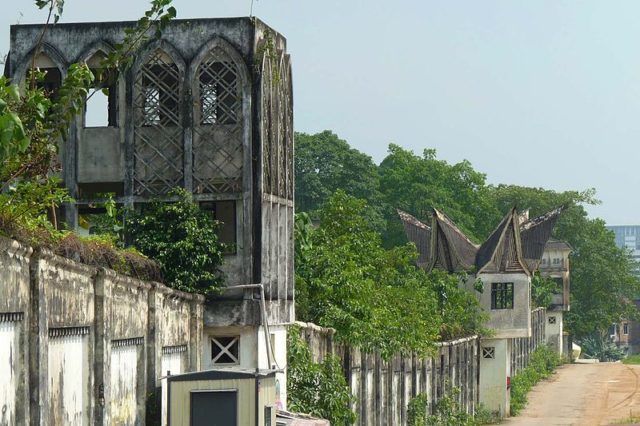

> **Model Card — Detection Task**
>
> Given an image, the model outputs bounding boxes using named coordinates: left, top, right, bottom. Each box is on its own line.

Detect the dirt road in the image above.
left=504, top=362, right=640, bottom=426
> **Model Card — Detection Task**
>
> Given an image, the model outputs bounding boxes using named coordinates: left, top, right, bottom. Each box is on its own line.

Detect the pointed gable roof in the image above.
left=476, top=207, right=529, bottom=275
left=397, top=209, right=432, bottom=269
left=519, top=207, right=563, bottom=271
left=428, top=209, right=479, bottom=273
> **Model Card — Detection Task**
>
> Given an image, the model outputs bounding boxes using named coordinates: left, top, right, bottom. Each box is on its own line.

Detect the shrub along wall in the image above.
left=295, top=322, right=479, bottom=426
left=296, top=308, right=549, bottom=426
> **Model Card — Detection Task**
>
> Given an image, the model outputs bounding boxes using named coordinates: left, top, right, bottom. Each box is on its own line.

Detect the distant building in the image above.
left=606, top=225, right=640, bottom=353
left=607, top=225, right=640, bottom=274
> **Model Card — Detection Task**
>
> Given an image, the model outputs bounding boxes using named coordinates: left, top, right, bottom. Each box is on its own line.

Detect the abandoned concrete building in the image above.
left=398, top=206, right=565, bottom=416
left=3, top=17, right=294, bottom=424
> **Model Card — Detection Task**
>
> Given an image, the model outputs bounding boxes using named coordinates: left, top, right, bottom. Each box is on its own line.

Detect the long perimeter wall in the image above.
left=297, top=306, right=547, bottom=426
left=0, top=236, right=204, bottom=425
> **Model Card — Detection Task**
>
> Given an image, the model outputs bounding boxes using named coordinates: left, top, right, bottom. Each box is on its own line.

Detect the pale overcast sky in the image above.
left=2, top=1, right=639, bottom=224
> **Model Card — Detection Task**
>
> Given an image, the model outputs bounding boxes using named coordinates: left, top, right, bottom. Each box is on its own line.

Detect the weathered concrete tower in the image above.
left=7, top=17, right=294, bottom=407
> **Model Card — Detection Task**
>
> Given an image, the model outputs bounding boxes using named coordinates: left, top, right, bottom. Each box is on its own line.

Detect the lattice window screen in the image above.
left=285, top=58, right=294, bottom=200
left=262, top=56, right=273, bottom=194
left=133, top=49, right=183, bottom=196
left=193, top=47, right=243, bottom=194
left=277, top=58, right=286, bottom=198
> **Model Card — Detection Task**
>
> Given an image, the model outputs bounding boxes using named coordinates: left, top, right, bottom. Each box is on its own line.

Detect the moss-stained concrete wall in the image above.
left=0, top=236, right=204, bottom=425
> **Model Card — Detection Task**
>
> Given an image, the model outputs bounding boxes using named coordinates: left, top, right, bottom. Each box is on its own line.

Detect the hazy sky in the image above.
left=2, top=1, right=639, bottom=224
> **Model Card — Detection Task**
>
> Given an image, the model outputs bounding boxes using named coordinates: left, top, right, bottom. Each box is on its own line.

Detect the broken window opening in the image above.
left=36, top=67, right=62, bottom=99
left=199, top=60, right=238, bottom=125
left=200, top=200, right=237, bottom=253
left=491, top=282, right=514, bottom=310
left=84, top=69, right=117, bottom=127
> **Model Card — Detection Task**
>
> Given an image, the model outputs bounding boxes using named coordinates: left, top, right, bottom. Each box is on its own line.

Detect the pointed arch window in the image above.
left=84, top=51, right=117, bottom=127
left=33, top=53, right=62, bottom=99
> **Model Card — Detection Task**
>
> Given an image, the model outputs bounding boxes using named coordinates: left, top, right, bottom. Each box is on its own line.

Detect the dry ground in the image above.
left=503, top=362, right=640, bottom=426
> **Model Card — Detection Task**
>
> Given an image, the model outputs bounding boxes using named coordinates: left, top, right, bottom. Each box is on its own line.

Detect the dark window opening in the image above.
left=85, top=69, right=117, bottom=127
left=199, top=61, right=238, bottom=125
left=211, top=336, right=239, bottom=364
left=141, top=64, right=179, bottom=126
left=77, top=182, right=124, bottom=199
left=36, top=67, right=62, bottom=99
left=491, top=282, right=514, bottom=310
left=624, top=323, right=629, bottom=335
left=200, top=200, right=237, bottom=252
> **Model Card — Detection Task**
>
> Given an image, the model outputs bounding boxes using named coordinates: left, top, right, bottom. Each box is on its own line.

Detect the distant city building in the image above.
left=606, top=225, right=640, bottom=354
left=607, top=225, right=640, bottom=273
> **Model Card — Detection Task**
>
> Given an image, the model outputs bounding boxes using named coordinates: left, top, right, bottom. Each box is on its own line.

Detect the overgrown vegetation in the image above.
left=510, top=345, right=563, bottom=415
left=287, top=328, right=356, bottom=426
left=580, top=333, right=626, bottom=362
left=295, top=191, right=486, bottom=359
left=126, top=189, right=225, bottom=295
left=407, top=388, right=499, bottom=426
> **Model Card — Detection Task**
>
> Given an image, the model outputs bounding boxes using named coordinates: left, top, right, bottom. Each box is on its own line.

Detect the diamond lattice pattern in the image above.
left=193, top=48, right=242, bottom=194
left=133, top=49, right=183, bottom=196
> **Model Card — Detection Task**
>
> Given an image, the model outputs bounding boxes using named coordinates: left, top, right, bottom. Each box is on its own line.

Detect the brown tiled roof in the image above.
left=520, top=207, right=563, bottom=269
left=397, top=210, right=431, bottom=269
left=476, top=208, right=528, bottom=274
left=545, top=238, right=572, bottom=251
left=430, top=209, right=479, bottom=273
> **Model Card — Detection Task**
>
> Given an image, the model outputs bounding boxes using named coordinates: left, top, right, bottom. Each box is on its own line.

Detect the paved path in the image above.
left=504, top=362, right=640, bottom=426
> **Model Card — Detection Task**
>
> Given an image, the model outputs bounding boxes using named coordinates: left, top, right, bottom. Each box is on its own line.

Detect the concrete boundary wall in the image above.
left=0, top=236, right=204, bottom=425
left=298, top=308, right=548, bottom=426
left=510, top=307, right=546, bottom=376
left=296, top=322, right=478, bottom=426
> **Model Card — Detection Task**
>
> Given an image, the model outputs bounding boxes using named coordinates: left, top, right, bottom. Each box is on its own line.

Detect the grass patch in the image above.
left=622, top=355, right=640, bottom=365
left=611, top=413, right=640, bottom=424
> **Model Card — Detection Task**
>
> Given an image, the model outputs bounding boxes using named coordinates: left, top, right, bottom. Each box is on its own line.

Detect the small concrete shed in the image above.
left=167, top=368, right=278, bottom=426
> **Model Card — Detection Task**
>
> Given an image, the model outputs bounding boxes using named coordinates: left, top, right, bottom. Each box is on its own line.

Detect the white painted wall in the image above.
left=479, top=338, right=510, bottom=418
left=109, top=345, right=138, bottom=424
left=257, top=325, right=288, bottom=410
left=203, top=326, right=257, bottom=369
left=545, top=312, right=564, bottom=355
left=48, top=334, right=89, bottom=425
left=0, top=321, right=18, bottom=425
left=477, top=273, right=532, bottom=338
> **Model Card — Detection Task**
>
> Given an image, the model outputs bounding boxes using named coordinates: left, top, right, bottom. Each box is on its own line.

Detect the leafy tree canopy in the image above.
left=125, top=189, right=225, bottom=296
left=295, top=190, right=485, bottom=358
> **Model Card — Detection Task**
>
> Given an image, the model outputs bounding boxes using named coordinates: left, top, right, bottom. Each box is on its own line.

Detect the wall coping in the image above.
left=34, top=247, right=98, bottom=277
left=97, top=267, right=153, bottom=291
left=437, top=335, right=478, bottom=347
left=153, top=281, right=205, bottom=304
left=0, top=235, right=33, bottom=259
left=294, top=321, right=336, bottom=336
left=1, top=236, right=204, bottom=305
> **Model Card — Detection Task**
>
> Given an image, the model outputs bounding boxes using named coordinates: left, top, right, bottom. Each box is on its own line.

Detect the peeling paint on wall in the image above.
left=109, top=344, right=138, bottom=424
left=48, top=334, right=89, bottom=425
left=0, top=321, right=17, bottom=426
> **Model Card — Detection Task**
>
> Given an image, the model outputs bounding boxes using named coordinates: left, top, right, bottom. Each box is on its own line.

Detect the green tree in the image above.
left=295, top=131, right=385, bottom=231
left=295, top=190, right=485, bottom=357
left=378, top=144, right=499, bottom=246
left=125, top=189, right=225, bottom=296
left=287, top=328, right=355, bottom=426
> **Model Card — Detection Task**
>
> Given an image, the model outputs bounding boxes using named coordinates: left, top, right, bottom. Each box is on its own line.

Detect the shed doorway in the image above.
left=190, top=390, right=237, bottom=426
